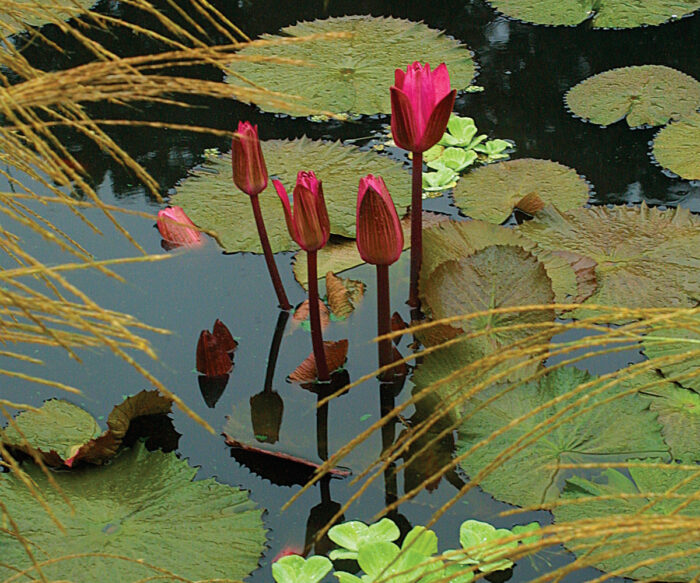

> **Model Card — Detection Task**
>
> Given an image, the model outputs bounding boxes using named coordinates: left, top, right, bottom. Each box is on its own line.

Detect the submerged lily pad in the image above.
left=554, top=462, right=700, bottom=580
left=455, top=367, right=669, bottom=507
left=451, top=159, right=590, bottom=223
left=642, top=317, right=700, bottom=392
left=0, top=442, right=266, bottom=582
left=517, top=203, right=700, bottom=315
left=652, top=112, right=700, bottom=180
left=565, top=66, right=700, bottom=128
left=171, top=139, right=411, bottom=252
left=226, top=16, right=476, bottom=117
left=485, top=0, right=700, bottom=28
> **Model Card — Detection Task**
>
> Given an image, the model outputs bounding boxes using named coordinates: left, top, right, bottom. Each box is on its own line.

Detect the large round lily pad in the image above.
left=486, top=0, right=700, bottom=28
left=554, top=462, right=700, bottom=581
left=565, top=66, right=700, bottom=128
left=451, top=159, right=590, bottom=223
left=171, top=139, right=411, bottom=252
left=642, top=316, right=700, bottom=392
left=0, top=442, right=266, bottom=582
left=652, top=112, right=700, bottom=180
left=516, top=203, right=700, bottom=316
left=455, top=367, right=669, bottom=507
left=225, top=16, right=476, bottom=117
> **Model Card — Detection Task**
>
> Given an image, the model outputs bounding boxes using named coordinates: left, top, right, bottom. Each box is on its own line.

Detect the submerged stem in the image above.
left=408, top=152, right=423, bottom=307
left=250, top=194, right=292, bottom=310
left=307, top=250, right=330, bottom=382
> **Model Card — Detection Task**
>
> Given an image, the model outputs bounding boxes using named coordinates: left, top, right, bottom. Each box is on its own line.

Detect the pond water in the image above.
left=3, top=0, right=700, bottom=581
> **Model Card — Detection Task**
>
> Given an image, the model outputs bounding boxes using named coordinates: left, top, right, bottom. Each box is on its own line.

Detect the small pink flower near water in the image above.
left=156, top=206, right=202, bottom=247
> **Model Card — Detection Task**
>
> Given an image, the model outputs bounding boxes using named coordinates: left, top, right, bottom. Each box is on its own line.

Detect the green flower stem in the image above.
left=307, top=250, right=330, bottom=382
left=377, top=264, right=392, bottom=374
left=408, top=152, right=423, bottom=307
left=250, top=194, right=292, bottom=310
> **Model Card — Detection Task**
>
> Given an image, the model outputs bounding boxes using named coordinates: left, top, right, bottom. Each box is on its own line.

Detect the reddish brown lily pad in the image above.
left=326, top=272, right=365, bottom=319
left=289, top=339, right=349, bottom=383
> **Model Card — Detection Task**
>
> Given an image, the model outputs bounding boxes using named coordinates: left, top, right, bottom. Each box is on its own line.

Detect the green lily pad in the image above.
left=171, top=138, right=411, bottom=252
left=225, top=16, right=476, bottom=117
left=0, top=442, right=266, bottom=582
left=652, top=111, right=700, bottom=180
left=0, top=391, right=172, bottom=466
left=565, top=66, right=700, bottom=128
left=485, top=0, right=700, bottom=28
left=451, top=159, right=590, bottom=224
left=554, top=462, right=700, bottom=581
left=0, top=0, right=95, bottom=35
left=454, top=367, right=669, bottom=507
left=642, top=317, right=700, bottom=393
left=517, top=203, right=700, bottom=316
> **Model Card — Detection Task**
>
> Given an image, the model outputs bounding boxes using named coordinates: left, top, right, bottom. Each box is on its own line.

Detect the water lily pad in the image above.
left=225, top=16, right=476, bottom=117
left=0, top=0, right=95, bottom=35
left=652, top=111, right=700, bottom=180
left=1, top=391, right=172, bottom=467
left=642, top=317, right=700, bottom=392
left=485, top=0, right=700, bottom=28
left=517, top=203, right=700, bottom=316
left=0, top=442, right=266, bottom=582
left=565, top=66, right=700, bottom=128
left=554, top=462, right=700, bottom=580
left=455, top=367, right=669, bottom=507
left=171, top=139, right=411, bottom=251
left=451, top=159, right=590, bottom=223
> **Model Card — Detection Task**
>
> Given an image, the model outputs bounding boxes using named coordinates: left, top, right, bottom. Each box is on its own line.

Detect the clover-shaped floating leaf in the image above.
left=423, top=167, right=458, bottom=192
left=566, top=66, right=700, bottom=128
left=0, top=442, right=266, bottom=582
left=473, top=139, right=512, bottom=160
left=356, top=541, right=429, bottom=583
left=272, top=555, right=333, bottom=583
left=458, top=520, right=517, bottom=573
left=427, top=148, right=478, bottom=173
left=485, top=0, right=700, bottom=28
left=454, top=367, right=669, bottom=507
left=328, top=517, right=401, bottom=560
left=451, top=159, right=590, bottom=224
left=554, top=462, right=700, bottom=581
left=652, top=111, right=700, bottom=180
left=439, top=116, right=486, bottom=149
left=226, top=16, right=476, bottom=117
left=171, top=139, right=411, bottom=251
left=642, top=316, right=700, bottom=393
left=517, top=203, right=700, bottom=316
left=0, top=391, right=172, bottom=467
left=0, top=0, right=96, bottom=35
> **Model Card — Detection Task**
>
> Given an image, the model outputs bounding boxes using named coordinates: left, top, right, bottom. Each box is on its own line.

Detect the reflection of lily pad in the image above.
left=517, top=204, right=700, bottom=315
left=554, top=463, right=700, bottom=581
left=652, top=112, right=700, bottom=180
left=1, top=391, right=172, bottom=467
left=451, top=159, right=590, bottom=223
left=455, top=367, right=669, bottom=507
left=171, top=139, right=411, bottom=251
left=225, top=16, right=476, bottom=117
left=486, top=0, right=700, bottom=28
left=0, top=442, right=266, bottom=582
left=565, top=66, right=700, bottom=128
left=642, top=317, right=700, bottom=392
left=0, top=0, right=95, bottom=35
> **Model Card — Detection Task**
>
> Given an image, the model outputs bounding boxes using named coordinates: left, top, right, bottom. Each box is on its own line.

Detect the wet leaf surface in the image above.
left=652, top=111, right=700, bottom=180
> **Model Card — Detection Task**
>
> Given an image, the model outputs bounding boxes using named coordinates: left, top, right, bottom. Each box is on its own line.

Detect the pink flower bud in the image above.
left=232, top=121, right=268, bottom=196
left=356, top=175, right=404, bottom=265
left=156, top=206, right=201, bottom=247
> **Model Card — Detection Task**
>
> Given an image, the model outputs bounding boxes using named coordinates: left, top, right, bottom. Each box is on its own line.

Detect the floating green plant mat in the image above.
left=171, top=139, right=411, bottom=252
left=554, top=462, right=700, bottom=581
left=652, top=111, right=700, bottom=180
left=565, top=65, right=700, bottom=128
left=0, top=0, right=95, bottom=36
left=225, top=16, right=476, bottom=117
left=0, top=442, right=267, bottom=582
left=642, top=317, right=700, bottom=392
left=0, top=391, right=172, bottom=466
left=451, top=158, right=590, bottom=223
left=454, top=367, right=669, bottom=507
left=485, top=0, right=700, bottom=28
left=517, top=204, right=700, bottom=316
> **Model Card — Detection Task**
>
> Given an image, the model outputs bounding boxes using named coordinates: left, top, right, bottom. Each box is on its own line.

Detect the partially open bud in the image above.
left=356, top=175, right=404, bottom=265
left=156, top=206, right=201, bottom=247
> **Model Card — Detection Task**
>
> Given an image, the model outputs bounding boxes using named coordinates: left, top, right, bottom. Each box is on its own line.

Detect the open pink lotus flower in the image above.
left=156, top=206, right=202, bottom=247
left=232, top=121, right=268, bottom=197
left=390, top=62, right=456, bottom=153
left=356, top=174, right=404, bottom=266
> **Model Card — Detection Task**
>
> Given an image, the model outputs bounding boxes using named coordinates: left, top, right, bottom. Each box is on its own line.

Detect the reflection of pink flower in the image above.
left=390, top=62, right=456, bottom=153
left=356, top=174, right=404, bottom=266
left=232, top=121, right=268, bottom=197
left=156, top=206, right=202, bottom=247
left=196, top=330, right=232, bottom=377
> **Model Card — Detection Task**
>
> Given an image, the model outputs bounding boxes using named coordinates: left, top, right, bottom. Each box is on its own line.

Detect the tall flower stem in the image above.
left=376, top=264, right=392, bottom=375
left=250, top=194, right=292, bottom=310
left=408, top=152, right=423, bottom=307
left=307, top=250, right=330, bottom=382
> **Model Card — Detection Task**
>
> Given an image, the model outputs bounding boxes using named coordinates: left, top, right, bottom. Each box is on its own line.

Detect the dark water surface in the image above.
left=4, top=0, right=700, bottom=581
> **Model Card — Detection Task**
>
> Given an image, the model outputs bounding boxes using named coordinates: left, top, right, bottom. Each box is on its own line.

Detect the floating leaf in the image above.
left=171, top=139, right=411, bottom=252
left=652, top=111, right=700, bottom=180
left=0, top=442, right=266, bottom=582
left=439, top=116, right=486, bottom=149
left=273, top=555, right=333, bottom=583
left=289, top=339, right=349, bottom=382
left=455, top=367, right=669, bottom=507
left=554, top=462, right=700, bottom=581
left=458, top=520, right=517, bottom=573
left=565, top=66, right=700, bottom=128
left=0, top=0, right=95, bottom=35
left=451, top=159, right=590, bottom=224
left=485, top=0, right=700, bottom=28
left=328, top=518, right=400, bottom=560
left=423, top=167, right=458, bottom=192
left=427, top=148, right=478, bottom=173
left=517, top=203, right=700, bottom=316
left=292, top=299, right=331, bottom=332
left=642, top=316, right=700, bottom=392
left=225, top=16, right=476, bottom=117
left=325, top=272, right=365, bottom=319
